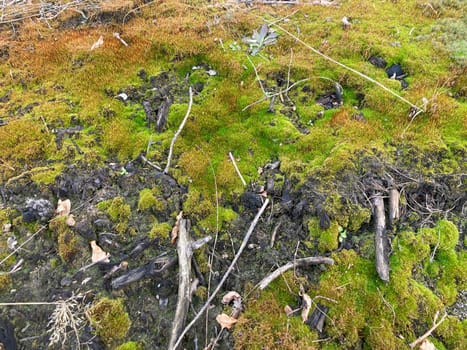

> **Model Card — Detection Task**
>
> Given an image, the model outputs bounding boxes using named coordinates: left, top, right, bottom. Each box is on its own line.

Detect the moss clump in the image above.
left=107, top=197, right=131, bottom=235
left=322, top=194, right=370, bottom=231
left=435, top=219, right=459, bottom=251
left=148, top=222, right=171, bottom=239
left=137, top=188, right=158, bottom=211
left=102, top=119, right=144, bottom=161
left=87, top=297, right=131, bottom=346
left=137, top=188, right=165, bottom=212
left=308, top=217, right=339, bottom=253
left=0, top=273, right=11, bottom=292
left=115, top=341, right=142, bottom=350
left=49, top=216, right=78, bottom=263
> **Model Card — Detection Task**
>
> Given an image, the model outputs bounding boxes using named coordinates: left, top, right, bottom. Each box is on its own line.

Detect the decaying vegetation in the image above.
left=0, top=0, right=465, bottom=349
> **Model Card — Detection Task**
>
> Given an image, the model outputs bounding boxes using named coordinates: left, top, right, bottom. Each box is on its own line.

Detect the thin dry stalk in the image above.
left=228, top=151, right=247, bottom=187
left=409, top=311, right=447, bottom=348
left=164, top=87, right=193, bottom=174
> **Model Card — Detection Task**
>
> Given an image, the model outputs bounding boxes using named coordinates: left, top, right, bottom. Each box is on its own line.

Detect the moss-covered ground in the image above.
left=0, top=1, right=465, bottom=349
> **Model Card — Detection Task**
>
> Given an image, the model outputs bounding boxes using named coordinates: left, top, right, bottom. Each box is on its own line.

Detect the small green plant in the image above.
left=338, top=225, right=347, bottom=243
left=242, top=24, right=278, bottom=56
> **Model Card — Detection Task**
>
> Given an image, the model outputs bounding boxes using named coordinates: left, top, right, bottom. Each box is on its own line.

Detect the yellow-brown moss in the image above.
left=49, top=216, right=78, bottom=263
left=86, top=297, right=131, bottom=346
left=107, top=197, right=131, bottom=235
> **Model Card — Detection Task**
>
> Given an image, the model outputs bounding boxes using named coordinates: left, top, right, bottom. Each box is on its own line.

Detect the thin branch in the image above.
left=409, top=311, right=447, bottom=348
left=257, top=256, right=334, bottom=290
left=268, top=21, right=424, bottom=112
left=228, top=151, right=247, bottom=187
left=246, top=55, right=267, bottom=98
left=171, top=198, right=270, bottom=350
left=164, top=87, right=193, bottom=174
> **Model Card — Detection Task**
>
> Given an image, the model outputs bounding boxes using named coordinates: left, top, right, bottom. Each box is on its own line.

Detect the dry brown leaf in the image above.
left=171, top=211, right=183, bottom=244
left=56, top=199, right=71, bottom=216
left=419, top=339, right=436, bottom=350
left=284, top=305, right=294, bottom=317
left=3, top=223, right=12, bottom=233
left=216, top=313, right=238, bottom=329
left=90, top=240, right=110, bottom=263
left=301, top=292, right=312, bottom=323
left=66, top=214, right=76, bottom=227
left=222, top=291, right=241, bottom=304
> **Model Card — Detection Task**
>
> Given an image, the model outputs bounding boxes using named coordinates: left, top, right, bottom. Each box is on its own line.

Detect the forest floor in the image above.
left=0, top=1, right=465, bottom=349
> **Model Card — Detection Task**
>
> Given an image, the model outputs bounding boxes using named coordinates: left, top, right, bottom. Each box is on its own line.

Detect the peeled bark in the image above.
left=373, top=196, right=390, bottom=282
left=388, top=188, right=400, bottom=225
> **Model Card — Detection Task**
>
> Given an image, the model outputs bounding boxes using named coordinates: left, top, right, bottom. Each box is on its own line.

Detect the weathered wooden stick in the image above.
left=169, top=219, right=193, bottom=350
left=258, top=256, right=334, bottom=290
left=388, top=188, right=400, bottom=225
left=409, top=311, right=447, bottom=348
left=228, top=151, right=247, bottom=187
left=374, top=196, right=390, bottom=281
left=164, top=87, right=193, bottom=174
left=171, top=198, right=270, bottom=350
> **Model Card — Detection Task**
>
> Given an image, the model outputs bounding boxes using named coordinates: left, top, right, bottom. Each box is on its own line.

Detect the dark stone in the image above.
left=386, top=64, right=406, bottom=80
left=368, top=56, right=387, bottom=68
left=400, top=79, right=409, bottom=90
left=0, top=319, right=17, bottom=350
left=22, top=198, right=54, bottom=223
left=241, top=192, right=263, bottom=211
left=193, top=82, right=204, bottom=93
left=74, top=220, right=96, bottom=240
left=138, top=69, right=148, bottom=81
left=317, top=205, right=330, bottom=230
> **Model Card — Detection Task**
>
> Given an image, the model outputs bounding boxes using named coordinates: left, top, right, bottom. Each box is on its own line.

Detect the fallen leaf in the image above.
left=419, top=339, right=436, bottom=350
left=3, top=223, right=11, bottom=233
left=56, top=199, right=71, bottom=216
left=171, top=211, right=183, bottom=244
left=90, top=240, right=110, bottom=263
left=301, top=292, right=312, bottom=323
left=222, top=291, right=241, bottom=304
left=66, top=214, right=76, bottom=227
left=216, top=313, right=238, bottom=329
left=90, top=35, right=104, bottom=51
left=284, top=305, right=294, bottom=317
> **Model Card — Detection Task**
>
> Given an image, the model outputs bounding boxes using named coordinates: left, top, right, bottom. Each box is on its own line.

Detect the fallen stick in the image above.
left=228, top=151, right=247, bottom=187
left=168, top=219, right=193, bottom=349
left=257, top=256, right=334, bottom=290
left=409, top=311, right=447, bottom=348
left=373, top=195, right=390, bottom=282
left=164, top=87, right=193, bottom=174
left=170, top=198, right=270, bottom=350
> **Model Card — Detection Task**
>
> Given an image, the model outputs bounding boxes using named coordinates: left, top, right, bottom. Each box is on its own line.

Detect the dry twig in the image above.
left=228, top=151, right=247, bottom=187
left=164, top=87, right=193, bottom=174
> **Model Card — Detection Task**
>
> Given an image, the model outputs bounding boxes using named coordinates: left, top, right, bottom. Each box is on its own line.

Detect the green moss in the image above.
left=87, top=297, right=131, bottom=346
left=107, top=197, right=131, bottom=235
left=138, top=188, right=158, bottom=211
left=435, top=220, right=459, bottom=251
left=114, top=341, right=142, bottom=350
left=308, top=218, right=339, bottom=253
left=148, top=222, right=171, bottom=239
left=49, top=216, right=78, bottom=263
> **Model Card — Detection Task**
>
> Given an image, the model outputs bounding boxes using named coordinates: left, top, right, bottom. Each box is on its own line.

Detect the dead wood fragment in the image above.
left=374, top=195, right=390, bottom=282
left=169, top=219, right=193, bottom=350
left=388, top=188, right=400, bottom=224
left=307, top=303, right=329, bottom=332
left=257, top=256, right=334, bottom=290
